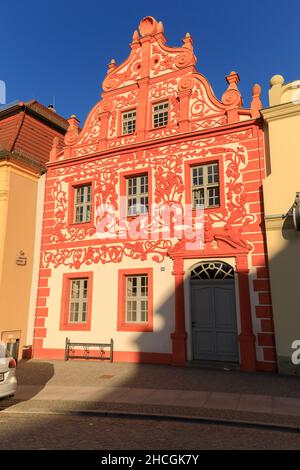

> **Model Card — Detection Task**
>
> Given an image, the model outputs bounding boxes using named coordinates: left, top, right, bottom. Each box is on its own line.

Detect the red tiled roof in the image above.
left=0, top=113, right=22, bottom=151
left=0, top=100, right=68, bottom=167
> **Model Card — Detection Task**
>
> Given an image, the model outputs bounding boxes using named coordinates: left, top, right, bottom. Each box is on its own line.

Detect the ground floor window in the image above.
left=69, top=278, right=88, bottom=323
left=126, top=275, right=148, bottom=323
left=117, top=268, right=153, bottom=332
left=60, top=272, right=93, bottom=331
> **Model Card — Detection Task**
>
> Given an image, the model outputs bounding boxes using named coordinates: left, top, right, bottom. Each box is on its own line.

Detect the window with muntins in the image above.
left=152, top=101, right=168, bottom=128
left=74, top=184, right=92, bottom=223
left=191, top=163, right=220, bottom=209
left=69, top=278, right=89, bottom=323
left=127, top=175, right=148, bottom=216
left=126, top=275, right=148, bottom=323
left=122, top=110, right=136, bottom=135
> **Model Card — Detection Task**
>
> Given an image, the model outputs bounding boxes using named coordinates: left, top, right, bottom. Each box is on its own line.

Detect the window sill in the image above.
left=192, top=206, right=220, bottom=212
left=69, top=221, right=95, bottom=228
left=121, top=132, right=137, bottom=137
left=117, top=322, right=153, bottom=333
left=126, top=214, right=149, bottom=220
left=149, top=125, right=168, bottom=131
left=60, top=323, right=91, bottom=331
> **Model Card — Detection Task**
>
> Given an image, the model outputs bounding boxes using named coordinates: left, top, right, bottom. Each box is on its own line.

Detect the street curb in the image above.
left=1, top=407, right=300, bottom=434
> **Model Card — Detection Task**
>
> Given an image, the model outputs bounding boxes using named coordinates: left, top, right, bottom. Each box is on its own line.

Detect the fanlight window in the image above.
left=191, top=261, right=234, bottom=280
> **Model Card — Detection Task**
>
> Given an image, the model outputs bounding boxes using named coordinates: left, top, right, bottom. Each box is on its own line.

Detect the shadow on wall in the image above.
left=271, top=213, right=300, bottom=375
left=0, top=226, right=300, bottom=448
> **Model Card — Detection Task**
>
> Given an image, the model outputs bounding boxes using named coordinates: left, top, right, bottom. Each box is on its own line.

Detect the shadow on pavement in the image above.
left=0, top=360, right=54, bottom=410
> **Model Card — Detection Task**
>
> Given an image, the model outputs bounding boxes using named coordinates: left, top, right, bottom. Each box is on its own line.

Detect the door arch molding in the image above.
left=190, top=260, right=234, bottom=280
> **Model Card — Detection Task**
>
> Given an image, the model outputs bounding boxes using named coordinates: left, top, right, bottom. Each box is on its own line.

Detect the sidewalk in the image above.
left=2, top=359, right=300, bottom=426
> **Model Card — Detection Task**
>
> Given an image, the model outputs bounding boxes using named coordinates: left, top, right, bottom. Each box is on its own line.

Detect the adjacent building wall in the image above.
left=262, top=75, right=300, bottom=375
left=0, top=162, right=39, bottom=358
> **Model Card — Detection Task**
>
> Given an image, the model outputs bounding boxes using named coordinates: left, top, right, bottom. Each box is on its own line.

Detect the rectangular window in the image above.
left=192, top=163, right=220, bottom=209
left=126, top=275, right=148, bottom=323
left=152, top=101, right=168, bottom=128
left=122, top=109, right=136, bottom=135
left=74, top=184, right=92, bottom=223
left=60, top=272, right=93, bottom=331
left=69, top=278, right=89, bottom=323
left=117, top=268, right=153, bottom=332
left=127, top=174, right=148, bottom=216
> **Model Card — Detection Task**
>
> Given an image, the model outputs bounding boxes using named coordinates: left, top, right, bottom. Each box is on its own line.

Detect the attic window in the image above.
left=122, top=110, right=136, bottom=135
left=152, top=101, right=168, bottom=128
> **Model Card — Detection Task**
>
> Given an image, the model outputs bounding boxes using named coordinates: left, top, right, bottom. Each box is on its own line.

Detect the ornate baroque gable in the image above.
left=50, top=16, right=262, bottom=162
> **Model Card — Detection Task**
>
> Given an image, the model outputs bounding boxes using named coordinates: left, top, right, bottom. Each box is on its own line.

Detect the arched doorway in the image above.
left=190, top=260, right=239, bottom=363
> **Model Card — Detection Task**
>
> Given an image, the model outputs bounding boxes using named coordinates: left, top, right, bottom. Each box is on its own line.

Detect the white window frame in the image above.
left=127, top=174, right=148, bottom=216
left=122, top=109, right=136, bottom=135
left=191, top=163, right=220, bottom=209
left=74, top=184, right=92, bottom=223
left=126, top=275, right=148, bottom=323
left=69, top=278, right=88, bottom=324
left=152, top=101, right=169, bottom=128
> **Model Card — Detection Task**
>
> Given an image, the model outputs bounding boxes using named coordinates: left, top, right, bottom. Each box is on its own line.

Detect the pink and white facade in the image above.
left=32, top=16, right=276, bottom=371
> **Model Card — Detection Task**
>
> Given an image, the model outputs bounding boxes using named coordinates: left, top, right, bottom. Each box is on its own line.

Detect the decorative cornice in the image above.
left=261, top=102, right=300, bottom=122
left=47, top=119, right=258, bottom=170
left=0, top=149, right=46, bottom=175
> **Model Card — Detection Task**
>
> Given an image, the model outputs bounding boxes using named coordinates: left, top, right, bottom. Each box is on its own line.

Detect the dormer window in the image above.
left=122, top=110, right=136, bottom=135
left=152, top=101, right=168, bottom=128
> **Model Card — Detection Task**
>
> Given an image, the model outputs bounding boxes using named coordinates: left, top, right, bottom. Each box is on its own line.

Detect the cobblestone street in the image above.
left=1, top=412, right=300, bottom=450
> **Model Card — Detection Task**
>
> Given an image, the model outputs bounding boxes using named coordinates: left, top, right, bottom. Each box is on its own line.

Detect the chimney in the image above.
left=47, top=104, right=56, bottom=113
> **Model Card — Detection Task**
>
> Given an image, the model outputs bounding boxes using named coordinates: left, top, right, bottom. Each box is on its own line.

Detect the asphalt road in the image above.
left=1, top=412, right=300, bottom=450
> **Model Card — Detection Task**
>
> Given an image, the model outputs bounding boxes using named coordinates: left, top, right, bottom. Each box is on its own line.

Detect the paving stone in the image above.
left=238, top=394, right=273, bottom=414
left=203, top=392, right=240, bottom=410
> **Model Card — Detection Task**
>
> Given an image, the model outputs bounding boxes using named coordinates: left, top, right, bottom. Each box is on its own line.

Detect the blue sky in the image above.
left=1, top=0, right=299, bottom=123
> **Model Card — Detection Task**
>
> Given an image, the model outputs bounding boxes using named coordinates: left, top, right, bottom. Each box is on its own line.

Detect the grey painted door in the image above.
left=191, top=280, right=239, bottom=362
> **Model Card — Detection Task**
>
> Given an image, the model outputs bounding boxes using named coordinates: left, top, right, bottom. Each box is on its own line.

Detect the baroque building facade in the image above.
left=32, top=16, right=276, bottom=371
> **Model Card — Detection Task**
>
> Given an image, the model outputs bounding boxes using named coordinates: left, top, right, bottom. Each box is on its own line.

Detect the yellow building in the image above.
left=0, top=100, right=67, bottom=359
left=262, top=75, right=300, bottom=375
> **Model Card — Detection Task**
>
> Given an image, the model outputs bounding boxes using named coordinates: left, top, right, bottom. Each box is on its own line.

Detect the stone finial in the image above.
left=49, top=136, right=59, bottom=162
left=155, top=20, right=166, bottom=44
left=64, top=114, right=80, bottom=146
left=182, top=32, right=193, bottom=50
left=67, top=114, right=80, bottom=131
left=138, top=16, right=158, bottom=37
left=222, top=71, right=242, bottom=123
left=269, top=74, right=285, bottom=106
left=132, top=30, right=140, bottom=42
left=107, top=59, right=117, bottom=74
left=226, top=71, right=240, bottom=87
left=222, top=71, right=242, bottom=105
left=251, top=83, right=262, bottom=118
left=131, top=30, right=141, bottom=50
left=157, top=21, right=164, bottom=34
left=270, top=74, right=284, bottom=87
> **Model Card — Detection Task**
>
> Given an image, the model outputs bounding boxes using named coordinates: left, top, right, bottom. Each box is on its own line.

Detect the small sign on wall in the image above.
left=16, top=251, right=27, bottom=266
